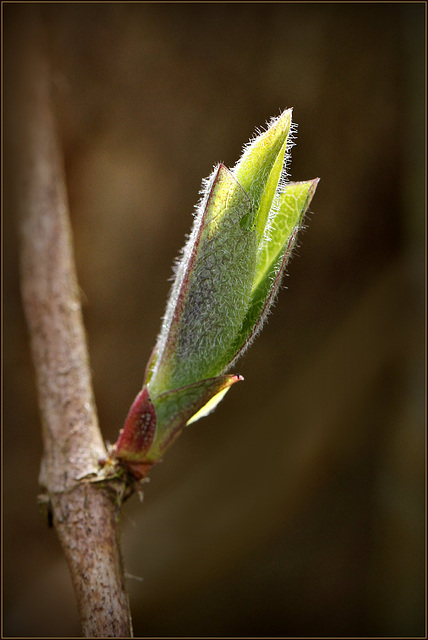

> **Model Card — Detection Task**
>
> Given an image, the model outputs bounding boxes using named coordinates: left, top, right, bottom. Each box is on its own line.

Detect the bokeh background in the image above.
left=3, top=3, right=425, bottom=637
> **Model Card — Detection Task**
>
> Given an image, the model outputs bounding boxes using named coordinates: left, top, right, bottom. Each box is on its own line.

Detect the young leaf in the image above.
left=227, top=179, right=319, bottom=367
left=233, top=110, right=292, bottom=233
left=149, top=164, right=257, bottom=395
left=254, top=179, right=319, bottom=292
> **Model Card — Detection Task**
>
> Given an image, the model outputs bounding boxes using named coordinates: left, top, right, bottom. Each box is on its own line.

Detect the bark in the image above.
left=12, top=8, right=133, bottom=636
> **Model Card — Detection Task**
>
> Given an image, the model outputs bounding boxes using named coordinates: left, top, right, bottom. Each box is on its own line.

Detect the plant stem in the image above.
left=13, top=8, right=133, bottom=636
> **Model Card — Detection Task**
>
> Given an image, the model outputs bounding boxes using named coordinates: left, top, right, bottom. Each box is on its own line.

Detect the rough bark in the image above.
left=13, top=8, right=133, bottom=637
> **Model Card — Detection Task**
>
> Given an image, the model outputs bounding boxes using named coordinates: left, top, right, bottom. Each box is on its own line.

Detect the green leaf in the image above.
left=253, top=179, right=319, bottom=292
left=149, top=164, right=257, bottom=395
left=227, top=179, right=319, bottom=366
left=233, top=110, right=292, bottom=237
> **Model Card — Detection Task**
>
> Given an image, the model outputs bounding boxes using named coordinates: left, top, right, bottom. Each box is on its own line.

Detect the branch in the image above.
left=13, top=9, right=133, bottom=636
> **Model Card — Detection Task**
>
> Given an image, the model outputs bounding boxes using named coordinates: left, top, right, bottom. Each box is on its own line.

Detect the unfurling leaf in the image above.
left=113, top=110, right=318, bottom=479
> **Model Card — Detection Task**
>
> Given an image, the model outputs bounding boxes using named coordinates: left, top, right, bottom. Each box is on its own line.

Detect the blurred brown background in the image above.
left=3, top=3, right=425, bottom=637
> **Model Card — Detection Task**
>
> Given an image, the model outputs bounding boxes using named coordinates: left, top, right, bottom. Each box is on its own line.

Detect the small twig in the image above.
left=13, top=8, right=133, bottom=637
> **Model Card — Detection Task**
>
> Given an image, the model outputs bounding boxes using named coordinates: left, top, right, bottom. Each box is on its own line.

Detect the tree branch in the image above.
left=13, top=9, right=133, bottom=636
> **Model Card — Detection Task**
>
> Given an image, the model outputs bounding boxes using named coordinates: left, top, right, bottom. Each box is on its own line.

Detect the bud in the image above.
left=114, top=110, right=318, bottom=479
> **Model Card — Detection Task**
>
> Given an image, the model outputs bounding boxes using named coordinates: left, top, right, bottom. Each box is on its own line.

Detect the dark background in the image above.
left=3, top=3, right=425, bottom=637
